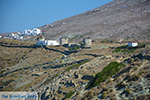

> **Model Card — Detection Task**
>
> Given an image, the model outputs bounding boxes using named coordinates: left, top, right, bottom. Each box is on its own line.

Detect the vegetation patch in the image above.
left=86, top=61, right=125, bottom=89
left=69, top=45, right=80, bottom=51
left=113, top=45, right=135, bottom=53
left=101, top=40, right=108, bottom=43
left=83, top=91, right=94, bottom=99
left=64, top=90, right=76, bottom=99
left=124, top=88, right=132, bottom=94
left=113, top=43, right=146, bottom=53
left=117, top=81, right=128, bottom=89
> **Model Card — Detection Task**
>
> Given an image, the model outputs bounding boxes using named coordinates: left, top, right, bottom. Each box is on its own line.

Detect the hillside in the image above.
left=0, top=0, right=150, bottom=100
left=39, top=0, right=150, bottom=41
left=0, top=38, right=150, bottom=100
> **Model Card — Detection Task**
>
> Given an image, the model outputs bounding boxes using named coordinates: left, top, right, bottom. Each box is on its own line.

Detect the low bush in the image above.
left=117, top=81, right=128, bottom=88
left=113, top=45, right=136, bottom=53
left=86, top=62, right=124, bottom=89
left=128, top=74, right=140, bottom=82
left=124, top=88, right=131, bottom=94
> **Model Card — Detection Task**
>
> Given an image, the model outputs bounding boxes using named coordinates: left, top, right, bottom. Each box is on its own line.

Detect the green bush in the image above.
left=102, top=92, right=107, bottom=99
left=101, top=40, right=107, bottom=43
left=113, top=48, right=121, bottom=52
left=113, top=45, right=136, bottom=53
left=124, top=88, right=131, bottom=94
left=86, top=62, right=124, bottom=89
left=117, top=81, right=128, bottom=88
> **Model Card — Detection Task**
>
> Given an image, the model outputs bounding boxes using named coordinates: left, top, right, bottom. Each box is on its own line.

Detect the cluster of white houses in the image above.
left=8, top=33, right=24, bottom=40
left=0, top=28, right=42, bottom=40
left=18, top=28, right=41, bottom=36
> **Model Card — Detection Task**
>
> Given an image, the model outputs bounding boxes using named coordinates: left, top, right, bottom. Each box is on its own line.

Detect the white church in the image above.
left=36, top=35, right=59, bottom=46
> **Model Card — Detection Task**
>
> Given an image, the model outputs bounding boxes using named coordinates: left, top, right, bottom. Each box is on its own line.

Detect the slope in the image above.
left=39, top=0, right=150, bottom=41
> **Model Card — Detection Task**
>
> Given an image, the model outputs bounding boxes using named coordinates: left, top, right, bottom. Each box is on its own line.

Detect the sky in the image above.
left=0, top=0, right=113, bottom=33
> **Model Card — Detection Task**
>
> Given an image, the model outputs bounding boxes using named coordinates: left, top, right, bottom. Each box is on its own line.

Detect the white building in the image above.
left=44, top=40, right=59, bottom=45
left=128, top=43, right=138, bottom=47
left=10, top=33, right=15, bottom=37
left=16, top=36, right=24, bottom=40
left=36, top=40, right=59, bottom=46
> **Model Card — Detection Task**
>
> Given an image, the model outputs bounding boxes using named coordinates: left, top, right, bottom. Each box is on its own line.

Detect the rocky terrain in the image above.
left=0, top=0, right=150, bottom=100
left=0, top=38, right=150, bottom=100
left=38, top=0, right=150, bottom=41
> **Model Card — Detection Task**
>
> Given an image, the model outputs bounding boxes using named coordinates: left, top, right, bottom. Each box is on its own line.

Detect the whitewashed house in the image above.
left=128, top=43, right=138, bottom=47
left=10, top=33, right=15, bottom=37
left=44, top=40, right=59, bottom=45
left=33, top=28, right=41, bottom=35
left=36, top=40, right=59, bottom=46
left=16, top=36, right=24, bottom=40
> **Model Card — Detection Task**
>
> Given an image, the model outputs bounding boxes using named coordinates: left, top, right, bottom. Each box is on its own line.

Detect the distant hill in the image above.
left=39, top=0, right=150, bottom=41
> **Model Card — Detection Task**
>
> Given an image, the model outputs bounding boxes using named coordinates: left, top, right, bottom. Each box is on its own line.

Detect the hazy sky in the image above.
left=0, top=0, right=113, bottom=33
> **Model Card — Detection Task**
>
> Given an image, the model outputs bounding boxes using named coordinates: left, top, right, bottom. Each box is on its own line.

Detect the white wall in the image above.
left=44, top=40, right=59, bottom=46
left=36, top=40, right=59, bottom=46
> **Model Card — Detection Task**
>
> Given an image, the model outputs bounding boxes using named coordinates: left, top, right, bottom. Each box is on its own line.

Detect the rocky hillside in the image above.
left=0, top=38, right=150, bottom=100
left=39, top=0, right=150, bottom=41
left=37, top=44, right=150, bottom=100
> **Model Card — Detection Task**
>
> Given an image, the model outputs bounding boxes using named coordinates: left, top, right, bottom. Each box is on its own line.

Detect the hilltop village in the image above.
left=0, top=28, right=145, bottom=51
left=0, top=28, right=94, bottom=51
left=0, top=28, right=41, bottom=40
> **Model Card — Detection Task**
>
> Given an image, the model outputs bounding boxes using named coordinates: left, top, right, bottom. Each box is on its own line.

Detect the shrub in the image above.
left=113, top=45, right=136, bottom=53
left=84, top=91, right=93, bottom=99
left=101, top=40, right=107, bottom=43
left=113, top=48, right=121, bottom=52
left=86, top=62, right=124, bottom=89
left=102, top=92, right=107, bottom=99
left=128, top=74, right=140, bottom=82
left=64, top=91, right=76, bottom=99
left=124, top=88, right=131, bottom=94
left=117, top=81, right=128, bottom=88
